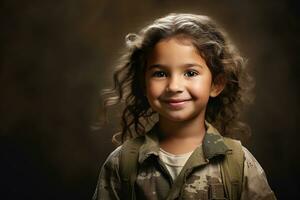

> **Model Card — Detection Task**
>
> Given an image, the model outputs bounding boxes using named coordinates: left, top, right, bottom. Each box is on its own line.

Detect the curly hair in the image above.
left=102, top=13, right=254, bottom=145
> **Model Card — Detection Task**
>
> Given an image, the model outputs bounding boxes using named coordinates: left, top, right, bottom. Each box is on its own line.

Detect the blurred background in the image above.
left=1, top=0, right=299, bottom=199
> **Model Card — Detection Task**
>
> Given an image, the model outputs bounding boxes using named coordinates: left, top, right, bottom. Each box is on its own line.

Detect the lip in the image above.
left=164, top=99, right=190, bottom=103
left=163, top=99, right=191, bottom=109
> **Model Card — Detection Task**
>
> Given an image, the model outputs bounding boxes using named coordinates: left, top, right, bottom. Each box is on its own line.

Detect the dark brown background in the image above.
left=1, top=0, right=299, bottom=199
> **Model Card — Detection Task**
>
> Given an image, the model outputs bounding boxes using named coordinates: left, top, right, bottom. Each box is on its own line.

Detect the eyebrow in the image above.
left=147, top=63, right=205, bottom=70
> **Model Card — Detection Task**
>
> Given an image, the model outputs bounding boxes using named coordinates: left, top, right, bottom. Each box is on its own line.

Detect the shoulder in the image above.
left=220, top=136, right=276, bottom=198
left=221, top=139, right=268, bottom=181
left=101, top=146, right=122, bottom=171
left=102, top=135, right=145, bottom=170
left=240, top=146, right=276, bottom=199
left=241, top=146, right=265, bottom=175
left=223, top=139, right=266, bottom=176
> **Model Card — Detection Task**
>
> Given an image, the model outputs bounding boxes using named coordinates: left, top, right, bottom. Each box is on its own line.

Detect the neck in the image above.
left=157, top=115, right=206, bottom=154
left=158, top=115, right=206, bottom=145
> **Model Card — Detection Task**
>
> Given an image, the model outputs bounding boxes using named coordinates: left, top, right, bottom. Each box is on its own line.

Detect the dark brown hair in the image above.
left=102, top=13, right=254, bottom=145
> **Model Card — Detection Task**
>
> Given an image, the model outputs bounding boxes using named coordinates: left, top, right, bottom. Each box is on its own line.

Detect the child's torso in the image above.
left=135, top=151, right=224, bottom=200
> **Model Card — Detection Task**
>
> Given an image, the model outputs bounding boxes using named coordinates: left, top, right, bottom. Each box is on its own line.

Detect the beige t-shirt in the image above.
left=158, top=148, right=194, bottom=180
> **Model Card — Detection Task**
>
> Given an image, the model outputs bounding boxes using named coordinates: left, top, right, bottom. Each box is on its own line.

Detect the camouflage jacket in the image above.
left=93, top=123, right=276, bottom=200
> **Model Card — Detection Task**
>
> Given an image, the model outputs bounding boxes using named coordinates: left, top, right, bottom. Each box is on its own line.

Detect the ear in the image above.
left=210, top=75, right=226, bottom=97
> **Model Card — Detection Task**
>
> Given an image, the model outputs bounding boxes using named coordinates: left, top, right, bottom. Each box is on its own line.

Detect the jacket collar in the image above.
left=138, top=121, right=230, bottom=164
left=203, top=121, right=230, bottom=159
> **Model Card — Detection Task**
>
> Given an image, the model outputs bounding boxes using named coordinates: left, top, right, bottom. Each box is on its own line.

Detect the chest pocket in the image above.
left=181, top=175, right=226, bottom=200
left=209, top=182, right=226, bottom=200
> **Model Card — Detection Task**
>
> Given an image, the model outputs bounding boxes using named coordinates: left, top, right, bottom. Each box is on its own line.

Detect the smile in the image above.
left=163, top=99, right=191, bottom=109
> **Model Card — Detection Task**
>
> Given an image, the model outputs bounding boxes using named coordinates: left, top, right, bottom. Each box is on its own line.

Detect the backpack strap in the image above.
left=221, top=137, right=244, bottom=200
left=120, top=136, right=144, bottom=200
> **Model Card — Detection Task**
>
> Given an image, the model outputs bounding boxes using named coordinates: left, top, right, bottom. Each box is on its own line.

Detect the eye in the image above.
left=184, top=70, right=199, bottom=77
left=152, top=71, right=167, bottom=77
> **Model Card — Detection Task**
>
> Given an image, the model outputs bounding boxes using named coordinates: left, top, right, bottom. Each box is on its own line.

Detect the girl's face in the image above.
left=145, top=37, right=223, bottom=123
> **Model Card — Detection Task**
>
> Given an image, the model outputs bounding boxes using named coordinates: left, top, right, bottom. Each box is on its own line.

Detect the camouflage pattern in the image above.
left=93, top=123, right=276, bottom=200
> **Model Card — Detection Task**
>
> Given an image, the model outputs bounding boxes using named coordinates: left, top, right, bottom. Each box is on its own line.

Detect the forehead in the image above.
left=146, top=37, right=205, bottom=67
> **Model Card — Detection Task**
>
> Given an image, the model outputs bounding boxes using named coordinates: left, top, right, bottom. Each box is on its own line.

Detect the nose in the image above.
left=166, top=75, right=183, bottom=93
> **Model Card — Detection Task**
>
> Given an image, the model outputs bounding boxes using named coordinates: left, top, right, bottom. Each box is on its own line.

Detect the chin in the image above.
left=163, top=114, right=191, bottom=122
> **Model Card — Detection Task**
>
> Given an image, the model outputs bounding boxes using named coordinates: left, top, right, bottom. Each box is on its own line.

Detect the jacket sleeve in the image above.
left=240, top=147, right=277, bottom=200
left=92, top=146, right=122, bottom=200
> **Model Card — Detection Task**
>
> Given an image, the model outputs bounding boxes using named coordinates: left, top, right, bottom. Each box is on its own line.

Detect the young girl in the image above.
left=93, top=13, right=276, bottom=200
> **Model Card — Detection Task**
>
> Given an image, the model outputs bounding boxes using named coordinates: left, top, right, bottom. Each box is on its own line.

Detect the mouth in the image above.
left=163, top=99, right=191, bottom=108
left=165, top=98, right=191, bottom=103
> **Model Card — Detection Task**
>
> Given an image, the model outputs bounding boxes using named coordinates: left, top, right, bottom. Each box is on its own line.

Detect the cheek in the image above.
left=188, top=78, right=212, bottom=97
left=146, top=82, right=164, bottom=98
